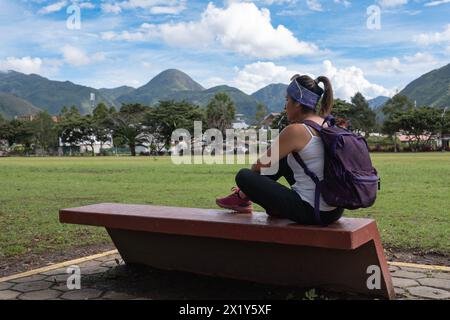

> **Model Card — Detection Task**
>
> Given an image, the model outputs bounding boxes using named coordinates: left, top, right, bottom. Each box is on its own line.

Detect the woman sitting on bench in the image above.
left=216, top=74, right=344, bottom=225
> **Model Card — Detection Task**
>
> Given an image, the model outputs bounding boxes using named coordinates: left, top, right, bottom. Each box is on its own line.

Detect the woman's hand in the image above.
left=251, top=124, right=309, bottom=173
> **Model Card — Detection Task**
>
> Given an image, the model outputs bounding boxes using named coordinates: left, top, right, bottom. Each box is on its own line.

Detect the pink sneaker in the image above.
left=216, top=187, right=253, bottom=214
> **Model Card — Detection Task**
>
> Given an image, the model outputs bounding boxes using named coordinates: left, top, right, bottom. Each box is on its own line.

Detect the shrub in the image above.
left=100, top=148, right=113, bottom=156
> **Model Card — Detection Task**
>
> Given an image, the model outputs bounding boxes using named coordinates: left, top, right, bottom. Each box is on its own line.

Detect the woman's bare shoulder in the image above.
left=282, top=124, right=311, bottom=145
left=284, top=123, right=307, bottom=134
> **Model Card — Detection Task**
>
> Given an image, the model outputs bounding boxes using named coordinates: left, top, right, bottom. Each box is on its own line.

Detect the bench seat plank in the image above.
left=60, top=203, right=374, bottom=250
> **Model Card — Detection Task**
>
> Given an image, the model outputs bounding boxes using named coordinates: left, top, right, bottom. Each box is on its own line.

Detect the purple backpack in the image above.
left=292, top=116, right=379, bottom=225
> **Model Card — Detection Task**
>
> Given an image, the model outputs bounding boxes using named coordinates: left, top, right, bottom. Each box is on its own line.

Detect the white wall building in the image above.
left=232, top=114, right=249, bottom=130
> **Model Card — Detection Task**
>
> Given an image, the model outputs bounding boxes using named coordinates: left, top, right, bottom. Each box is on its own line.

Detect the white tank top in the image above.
left=287, top=124, right=337, bottom=212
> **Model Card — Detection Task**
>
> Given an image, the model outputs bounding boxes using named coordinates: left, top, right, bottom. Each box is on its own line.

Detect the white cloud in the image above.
left=38, top=0, right=67, bottom=14
left=257, top=0, right=296, bottom=4
left=121, top=0, right=171, bottom=10
left=224, top=0, right=296, bottom=5
left=101, top=23, right=159, bottom=41
left=334, top=0, right=351, bottom=8
left=424, top=0, right=450, bottom=7
left=322, top=60, right=393, bottom=100
left=61, top=45, right=105, bottom=66
left=374, top=52, right=437, bottom=74
left=228, top=60, right=392, bottom=100
left=61, top=45, right=89, bottom=66
left=375, top=57, right=402, bottom=74
left=403, top=52, right=436, bottom=64
left=0, top=56, right=43, bottom=74
left=103, top=2, right=320, bottom=59
left=414, top=24, right=450, bottom=45
left=376, top=0, right=408, bottom=8
left=101, top=2, right=122, bottom=14
left=149, top=3, right=186, bottom=15
left=231, top=61, right=295, bottom=94
left=78, top=2, right=96, bottom=9
left=37, top=1, right=95, bottom=14
left=101, top=0, right=186, bottom=15
left=306, top=0, right=323, bottom=11
left=202, top=76, right=228, bottom=89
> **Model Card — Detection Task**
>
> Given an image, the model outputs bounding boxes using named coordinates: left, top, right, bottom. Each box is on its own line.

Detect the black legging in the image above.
left=235, top=157, right=344, bottom=225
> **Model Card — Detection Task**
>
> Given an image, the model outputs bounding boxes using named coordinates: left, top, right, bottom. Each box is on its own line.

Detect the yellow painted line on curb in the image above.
left=0, top=250, right=118, bottom=283
left=1, top=249, right=448, bottom=283
left=388, top=261, right=450, bottom=272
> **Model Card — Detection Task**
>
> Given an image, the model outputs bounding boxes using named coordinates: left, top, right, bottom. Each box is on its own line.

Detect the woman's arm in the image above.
left=251, top=124, right=310, bottom=172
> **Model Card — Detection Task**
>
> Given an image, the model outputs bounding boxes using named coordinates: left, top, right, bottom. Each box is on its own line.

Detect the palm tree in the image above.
left=112, top=104, right=150, bottom=156
left=206, top=92, right=236, bottom=135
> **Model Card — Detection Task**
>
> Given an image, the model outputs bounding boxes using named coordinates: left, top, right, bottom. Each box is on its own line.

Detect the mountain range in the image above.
left=252, top=83, right=288, bottom=113
left=98, top=86, right=134, bottom=101
left=0, top=93, right=42, bottom=119
left=0, top=71, right=115, bottom=117
left=368, top=96, right=390, bottom=109
left=0, top=62, right=449, bottom=120
left=366, top=95, right=390, bottom=124
left=399, top=62, right=450, bottom=108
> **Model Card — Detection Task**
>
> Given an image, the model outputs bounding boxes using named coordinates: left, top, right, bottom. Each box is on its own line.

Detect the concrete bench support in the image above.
left=59, top=203, right=395, bottom=299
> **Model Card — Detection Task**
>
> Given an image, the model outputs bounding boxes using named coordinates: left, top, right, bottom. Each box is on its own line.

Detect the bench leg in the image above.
left=107, top=227, right=395, bottom=299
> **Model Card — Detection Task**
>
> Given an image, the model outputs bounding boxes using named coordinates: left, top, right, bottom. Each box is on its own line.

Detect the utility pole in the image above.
left=90, top=93, right=95, bottom=111
left=441, top=107, right=448, bottom=152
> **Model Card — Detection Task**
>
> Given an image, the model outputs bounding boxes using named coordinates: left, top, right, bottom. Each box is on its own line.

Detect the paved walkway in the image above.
left=0, top=251, right=449, bottom=300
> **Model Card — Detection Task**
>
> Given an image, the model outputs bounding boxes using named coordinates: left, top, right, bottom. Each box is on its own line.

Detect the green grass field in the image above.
left=0, top=153, right=449, bottom=259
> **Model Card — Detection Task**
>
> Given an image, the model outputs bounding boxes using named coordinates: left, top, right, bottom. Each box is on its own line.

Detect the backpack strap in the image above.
left=291, top=152, right=324, bottom=226
left=291, top=115, right=337, bottom=226
left=323, top=114, right=336, bottom=127
left=303, top=115, right=336, bottom=132
left=303, top=120, right=322, bottom=132
left=302, top=124, right=315, bottom=138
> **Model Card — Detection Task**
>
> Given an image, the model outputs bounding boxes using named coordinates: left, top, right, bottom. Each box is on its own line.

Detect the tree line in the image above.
left=0, top=92, right=238, bottom=156
left=272, top=92, right=450, bottom=152
left=380, top=95, right=449, bottom=152
left=1, top=91, right=449, bottom=156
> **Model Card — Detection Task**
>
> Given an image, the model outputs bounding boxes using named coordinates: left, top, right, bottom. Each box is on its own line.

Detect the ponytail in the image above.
left=315, top=76, right=333, bottom=117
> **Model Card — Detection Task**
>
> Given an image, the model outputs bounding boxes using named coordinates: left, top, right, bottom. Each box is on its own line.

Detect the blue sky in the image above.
left=0, top=0, right=449, bottom=101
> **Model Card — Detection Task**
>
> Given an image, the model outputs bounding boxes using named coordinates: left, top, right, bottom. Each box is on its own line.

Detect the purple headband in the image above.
left=287, top=79, right=321, bottom=109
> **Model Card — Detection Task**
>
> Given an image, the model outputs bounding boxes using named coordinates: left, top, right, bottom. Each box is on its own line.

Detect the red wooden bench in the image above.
left=59, top=203, right=395, bottom=299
